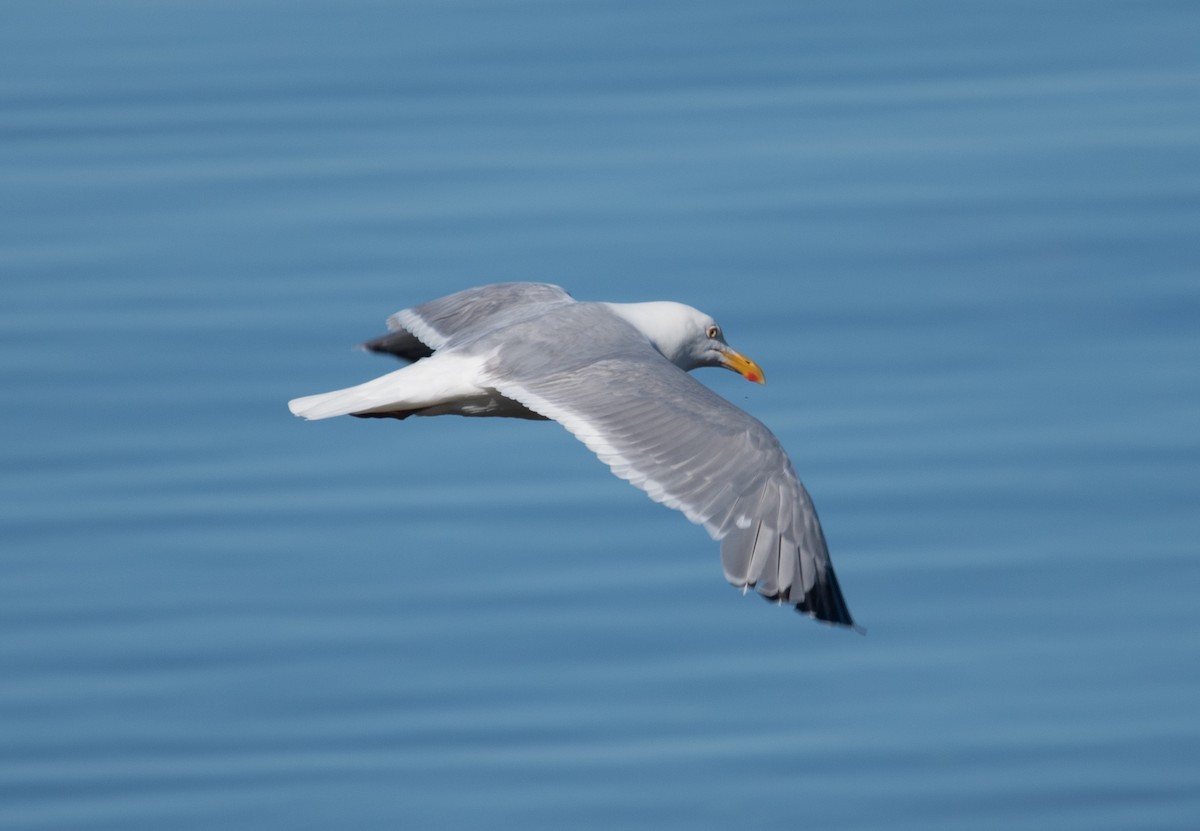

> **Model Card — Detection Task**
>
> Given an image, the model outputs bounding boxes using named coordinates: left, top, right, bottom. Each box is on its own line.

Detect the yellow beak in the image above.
left=719, top=347, right=766, bottom=385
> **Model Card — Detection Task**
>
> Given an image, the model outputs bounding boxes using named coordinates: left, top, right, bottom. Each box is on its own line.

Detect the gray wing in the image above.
left=388, top=282, right=574, bottom=350
left=484, top=303, right=855, bottom=627
left=362, top=282, right=575, bottom=364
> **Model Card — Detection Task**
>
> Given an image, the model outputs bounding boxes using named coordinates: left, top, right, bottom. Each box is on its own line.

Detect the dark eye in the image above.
left=706, top=324, right=721, bottom=339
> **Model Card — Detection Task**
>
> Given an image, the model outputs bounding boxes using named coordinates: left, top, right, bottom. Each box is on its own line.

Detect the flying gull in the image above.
left=288, top=282, right=855, bottom=628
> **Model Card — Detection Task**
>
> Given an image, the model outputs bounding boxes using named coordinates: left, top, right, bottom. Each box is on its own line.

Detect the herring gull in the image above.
left=288, top=282, right=855, bottom=628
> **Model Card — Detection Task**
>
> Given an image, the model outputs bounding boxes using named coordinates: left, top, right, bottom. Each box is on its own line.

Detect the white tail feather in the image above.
left=288, top=353, right=488, bottom=421
left=288, top=386, right=382, bottom=420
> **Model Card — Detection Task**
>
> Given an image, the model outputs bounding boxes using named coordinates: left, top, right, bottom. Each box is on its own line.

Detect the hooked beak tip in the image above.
left=720, top=348, right=766, bottom=385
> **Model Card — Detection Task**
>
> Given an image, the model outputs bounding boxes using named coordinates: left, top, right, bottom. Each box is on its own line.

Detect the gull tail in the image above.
left=289, top=381, right=393, bottom=420
left=289, top=362, right=428, bottom=419
left=288, top=353, right=488, bottom=421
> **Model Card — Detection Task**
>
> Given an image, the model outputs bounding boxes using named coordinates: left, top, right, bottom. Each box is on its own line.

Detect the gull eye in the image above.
left=706, top=324, right=721, bottom=339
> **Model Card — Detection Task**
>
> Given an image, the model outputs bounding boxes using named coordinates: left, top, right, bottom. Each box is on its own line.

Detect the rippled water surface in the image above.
left=3, top=2, right=1199, bottom=829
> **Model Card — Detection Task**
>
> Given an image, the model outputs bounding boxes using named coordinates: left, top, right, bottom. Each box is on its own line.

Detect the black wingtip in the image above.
left=359, top=330, right=435, bottom=363
left=793, top=563, right=858, bottom=630
left=754, top=561, right=858, bottom=630
left=791, top=602, right=865, bottom=634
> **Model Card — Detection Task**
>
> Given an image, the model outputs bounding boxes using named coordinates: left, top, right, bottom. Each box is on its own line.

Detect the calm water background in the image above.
left=3, top=1, right=1198, bottom=829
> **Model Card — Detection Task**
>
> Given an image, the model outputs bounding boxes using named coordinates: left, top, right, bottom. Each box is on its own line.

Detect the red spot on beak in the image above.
left=720, top=348, right=766, bottom=384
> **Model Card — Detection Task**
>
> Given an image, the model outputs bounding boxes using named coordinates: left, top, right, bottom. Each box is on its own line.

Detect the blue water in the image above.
left=3, top=1, right=1199, bottom=829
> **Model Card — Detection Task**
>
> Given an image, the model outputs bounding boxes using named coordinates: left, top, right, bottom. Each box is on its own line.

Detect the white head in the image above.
left=603, top=301, right=766, bottom=383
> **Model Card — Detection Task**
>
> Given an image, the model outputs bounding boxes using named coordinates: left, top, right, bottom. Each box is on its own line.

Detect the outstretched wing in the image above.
left=390, top=282, right=574, bottom=350
left=361, top=282, right=575, bottom=364
left=483, top=303, right=855, bottom=627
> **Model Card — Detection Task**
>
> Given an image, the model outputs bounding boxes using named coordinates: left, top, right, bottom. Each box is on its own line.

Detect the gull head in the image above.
left=604, top=301, right=766, bottom=384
